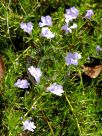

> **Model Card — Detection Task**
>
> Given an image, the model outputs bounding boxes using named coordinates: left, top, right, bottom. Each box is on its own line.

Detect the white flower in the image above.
left=40, top=27, right=55, bottom=39
left=28, top=66, right=42, bottom=84
left=14, top=79, right=30, bottom=89
left=70, top=23, right=77, bottom=29
left=47, top=83, right=64, bottom=96
left=22, top=120, right=36, bottom=132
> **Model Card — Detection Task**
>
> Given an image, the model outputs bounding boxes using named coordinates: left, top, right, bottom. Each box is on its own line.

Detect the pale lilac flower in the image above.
left=84, top=9, right=94, bottom=19
left=39, top=15, right=52, bottom=27
left=20, top=22, right=33, bottom=34
left=14, top=79, right=30, bottom=89
left=47, top=83, right=64, bottom=96
left=40, top=27, right=55, bottom=39
left=22, top=120, right=36, bottom=132
left=74, top=52, right=81, bottom=59
left=61, top=23, right=77, bottom=34
left=65, top=52, right=81, bottom=66
left=61, top=24, right=72, bottom=34
left=96, top=45, right=102, bottom=51
left=65, top=7, right=79, bottom=23
left=28, top=66, right=42, bottom=84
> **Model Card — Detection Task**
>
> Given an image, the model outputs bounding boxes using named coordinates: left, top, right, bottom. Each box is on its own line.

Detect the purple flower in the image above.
left=61, top=24, right=72, bottom=33
left=84, top=9, right=94, bottom=19
left=61, top=23, right=77, bottom=34
left=22, top=120, right=36, bottom=132
left=39, top=15, right=52, bottom=27
left=28, top=66, right=42, bottom=84
left=65, top=7, right=79, bottom=23
left=65, top=52, right=81, bottom=66
left=14, top=79, right=30, bottom=89
left=47, top=83, right=64, bottom=96
left=96, top=45, right=102, bottom=51
left=20, top=22, right=33, bottom=34
left=40, top=27, right=55, bottom=39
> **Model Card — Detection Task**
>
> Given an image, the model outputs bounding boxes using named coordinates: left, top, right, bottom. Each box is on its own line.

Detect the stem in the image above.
left=24, top=92, right=54, bottom=136
left=65, top=92, right=82, bottom=136
left=6, top=11, right=15, bottom=50
left=18, top=0, right=26, bottom=15
left=24, top=92, right=45, bottom=117
left=41, top=111, right=54, bottom=136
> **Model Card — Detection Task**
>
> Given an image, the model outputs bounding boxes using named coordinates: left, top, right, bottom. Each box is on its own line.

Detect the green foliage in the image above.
left=0, top=0, right=102, bottom=136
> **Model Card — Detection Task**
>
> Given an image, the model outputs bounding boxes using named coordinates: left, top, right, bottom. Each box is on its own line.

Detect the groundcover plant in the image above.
left=0, top=0, right=102, bottom=136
